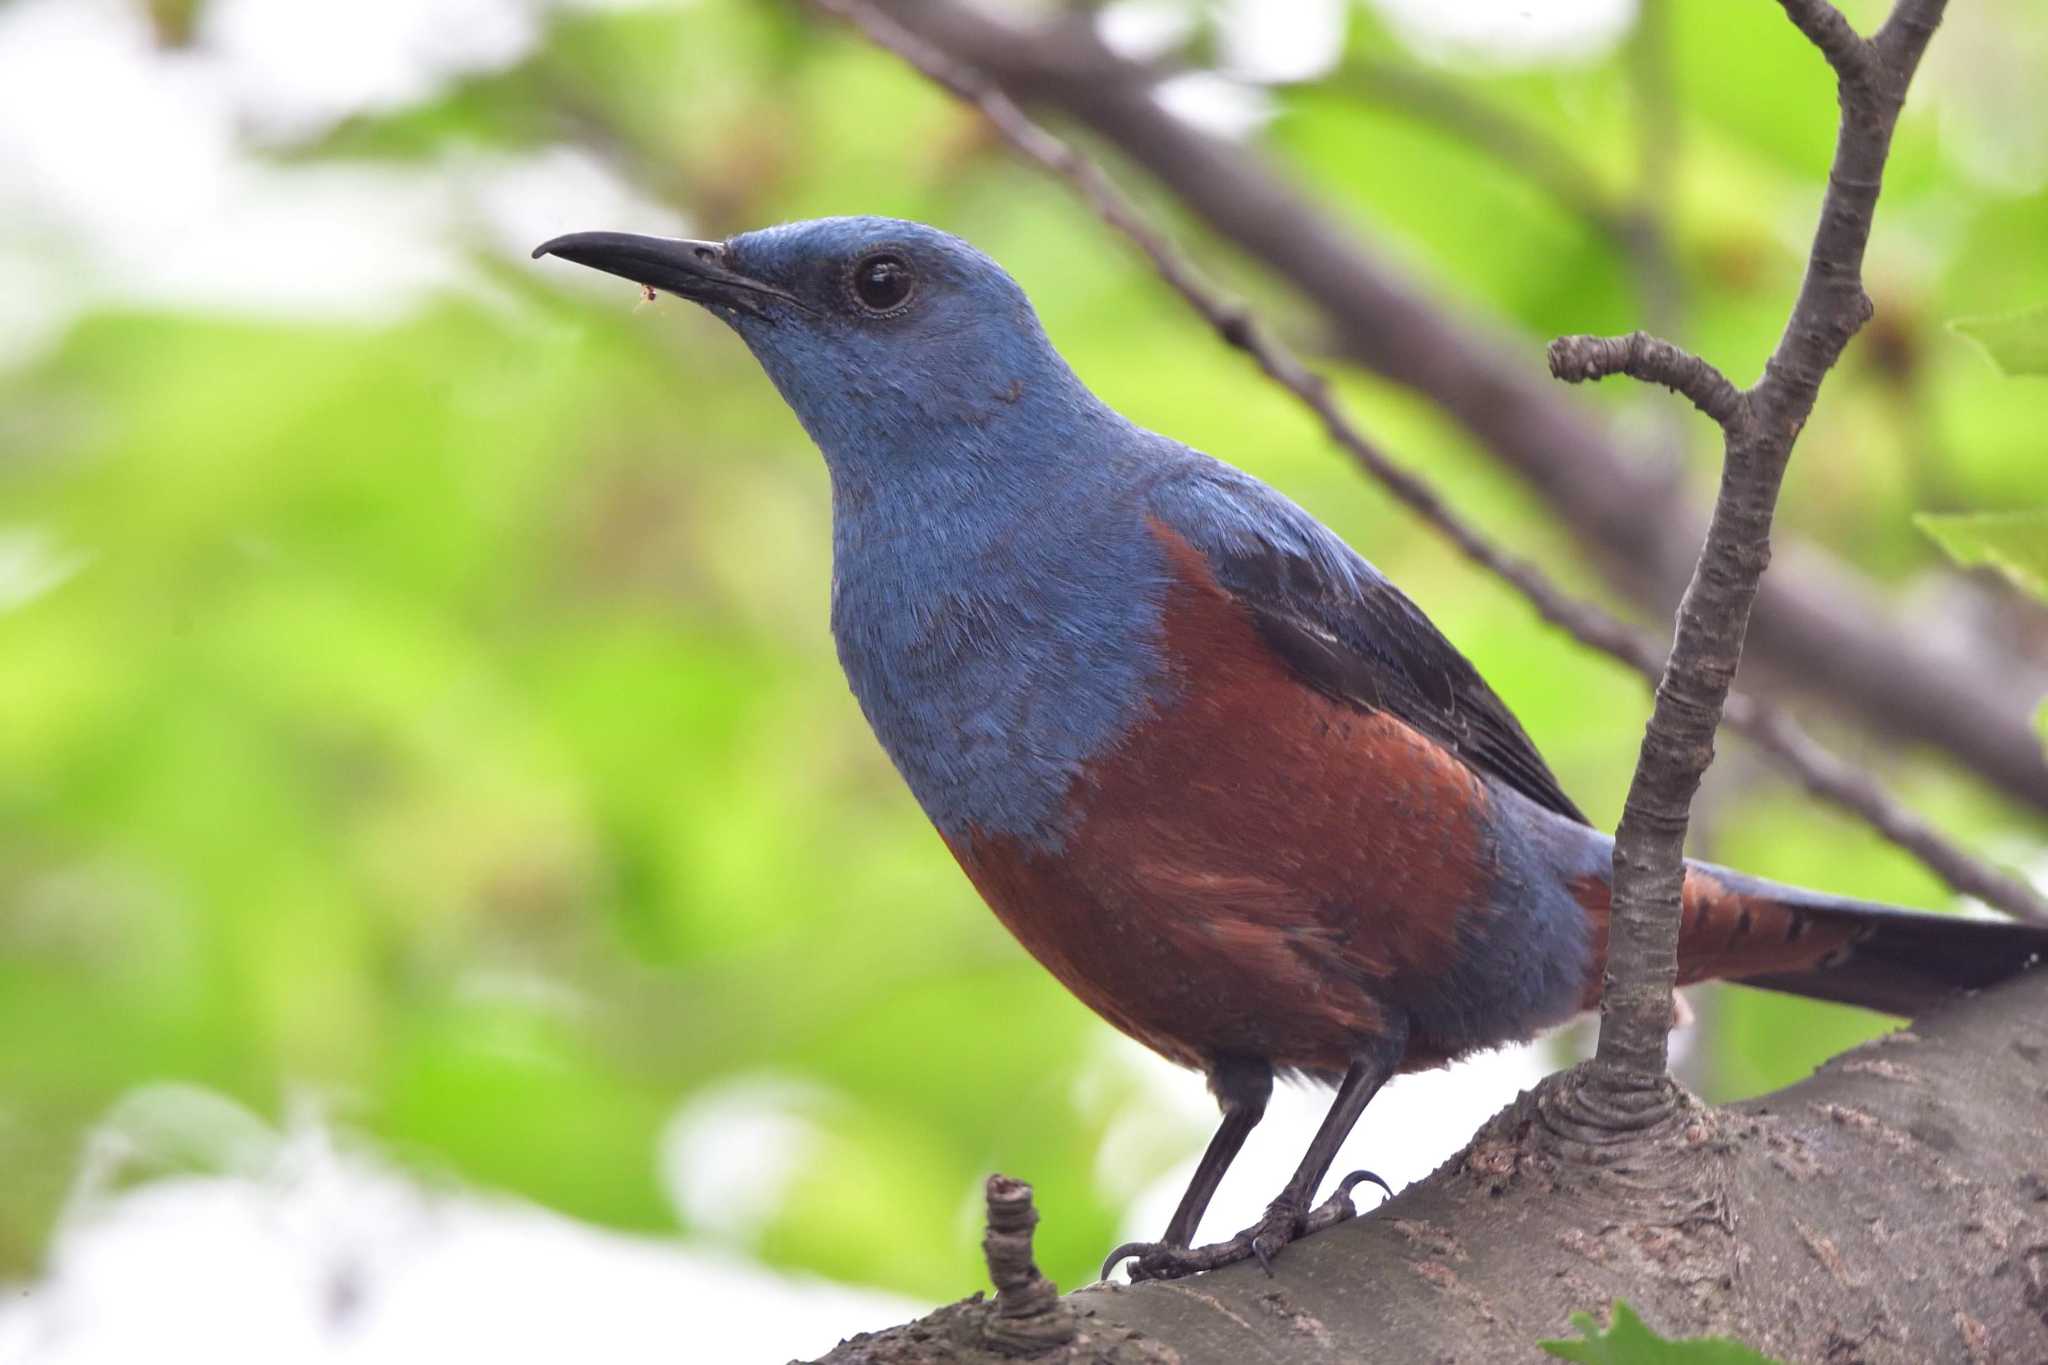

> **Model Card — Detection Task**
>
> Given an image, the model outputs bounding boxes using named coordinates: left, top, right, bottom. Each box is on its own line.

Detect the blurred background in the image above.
left=2, top=0, right=2045, bottom=1359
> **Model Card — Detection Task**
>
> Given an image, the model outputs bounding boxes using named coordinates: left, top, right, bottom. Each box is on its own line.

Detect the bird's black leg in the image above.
left=1241, top=1041, right=1400, bottom=1274
left=1100, top=1056, right=1270, bottom=1280
left=1104, top=1026, right=1405, bottom=1282
left=1161, top=1056, right=1273, bottom=1247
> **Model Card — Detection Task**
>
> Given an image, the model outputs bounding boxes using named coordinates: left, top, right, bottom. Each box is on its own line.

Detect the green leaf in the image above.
left=1915, top=509, right=2048, bottom=601
left=1952, top=304, right=2048, bottom=376
left=1542, top=1301, right=1784, bottom=1364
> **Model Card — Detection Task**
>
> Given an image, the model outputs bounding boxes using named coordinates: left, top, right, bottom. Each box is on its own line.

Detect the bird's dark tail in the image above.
left=1577, top=862, right=2048, bottom=1016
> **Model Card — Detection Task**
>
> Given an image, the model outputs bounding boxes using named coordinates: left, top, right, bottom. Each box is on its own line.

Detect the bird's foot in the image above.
left=1100, top=1170, right=1391, bottom=1283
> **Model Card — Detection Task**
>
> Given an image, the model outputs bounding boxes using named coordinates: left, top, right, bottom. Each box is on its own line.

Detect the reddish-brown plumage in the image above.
left=1570, top=868, right=1861, bottom=1010
left=943, top=524, right=1879, bottom=1079
left=946, top=524, right=1496, bottom=1075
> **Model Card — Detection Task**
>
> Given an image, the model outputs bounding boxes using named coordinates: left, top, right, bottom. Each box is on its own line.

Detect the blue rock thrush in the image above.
left=534, top=217, right=2048, bottom=1281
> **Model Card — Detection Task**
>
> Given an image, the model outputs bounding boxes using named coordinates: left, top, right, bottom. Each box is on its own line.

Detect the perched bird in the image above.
left=534, top=218, right=2048, bottom=1281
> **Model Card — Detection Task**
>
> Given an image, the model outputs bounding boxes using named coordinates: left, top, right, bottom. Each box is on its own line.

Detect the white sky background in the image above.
left=0, top=1, right=1661, bottom=1361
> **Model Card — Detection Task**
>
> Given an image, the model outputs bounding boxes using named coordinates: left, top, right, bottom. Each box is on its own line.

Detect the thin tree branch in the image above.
left=1874, top=1, right=1944, bottom=67
left=1589, top=0, right=1951, bottom=1079
left=846, top=0, right=2048, bottom=817
left=1777, top=0, right=1881, bottom=86
left=801, top=0, right=2047, bottom=928
left=1549, top=331, right=1745, bottom=426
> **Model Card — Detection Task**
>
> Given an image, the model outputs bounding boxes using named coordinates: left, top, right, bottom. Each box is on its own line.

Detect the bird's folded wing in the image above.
left=1147, top=460, right=1590, bottom=827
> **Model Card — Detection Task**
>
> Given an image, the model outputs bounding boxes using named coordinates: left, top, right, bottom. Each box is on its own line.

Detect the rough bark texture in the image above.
left=810, top=973, right=2048, bottom=1364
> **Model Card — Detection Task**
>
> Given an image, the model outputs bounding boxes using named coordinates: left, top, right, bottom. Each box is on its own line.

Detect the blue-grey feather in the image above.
left=1430, top=783, right=1604, bottom=1048
left=719, top=218, right=1189, bottom=847
left=711, top=214, right=1601, bottom=1042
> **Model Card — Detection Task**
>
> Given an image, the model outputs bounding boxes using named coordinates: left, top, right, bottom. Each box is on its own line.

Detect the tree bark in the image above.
left=810, top=973, right=2048, bottom=1364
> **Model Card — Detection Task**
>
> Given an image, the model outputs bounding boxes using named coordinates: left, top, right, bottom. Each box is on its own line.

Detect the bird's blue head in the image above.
left=534, top=216, right=1172, bottom=847
left=533, top=216, right=1113, bottom=497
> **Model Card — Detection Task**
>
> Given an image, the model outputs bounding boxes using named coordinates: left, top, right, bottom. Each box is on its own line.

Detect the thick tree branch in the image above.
left=814, top=975, right=2048, bottom=1363
left=1591, top=0, right=1949, bottom=1079
left=847, top=0, right=2048, bottom=818
left=803, top=0, right=2048, bottom=927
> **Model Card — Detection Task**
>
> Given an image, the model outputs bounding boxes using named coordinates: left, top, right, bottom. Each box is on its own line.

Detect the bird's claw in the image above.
left=1100, top=1170, right=1393, bottom=1283
left=1250, top=1225, right=1287, bottom=1277
left=1333, top=1168, right=1394, bottom=1204
left=1099, top=1240, right=1155, bottom=1282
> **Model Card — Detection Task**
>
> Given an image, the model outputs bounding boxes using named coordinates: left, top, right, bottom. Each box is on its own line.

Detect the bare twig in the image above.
left=1588, top=0, right=1952, bottom=1078
left=980, top=1175, right=1075, bottom=1353
left=1549, top=332, right=1745, bottom=426
left=844, top=0, right=2048, bottom=816
left=803, top=0, right=2047, bottom=929
left=1777, top=0, right=1881, bottom=85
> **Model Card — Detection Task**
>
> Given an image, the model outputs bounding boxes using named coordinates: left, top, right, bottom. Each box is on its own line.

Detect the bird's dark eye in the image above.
left=850, top=253, right=914, bottom=313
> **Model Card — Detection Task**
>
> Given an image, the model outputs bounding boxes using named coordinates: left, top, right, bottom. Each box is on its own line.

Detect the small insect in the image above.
left=640, top=283, right=658, bottom=304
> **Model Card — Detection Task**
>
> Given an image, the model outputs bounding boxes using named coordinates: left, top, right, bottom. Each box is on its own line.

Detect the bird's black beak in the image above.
left=531, top=230, right=809, bottom=318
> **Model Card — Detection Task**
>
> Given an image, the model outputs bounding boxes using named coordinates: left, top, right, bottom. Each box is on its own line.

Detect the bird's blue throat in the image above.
left=812, top=374, right=1184, bottom=853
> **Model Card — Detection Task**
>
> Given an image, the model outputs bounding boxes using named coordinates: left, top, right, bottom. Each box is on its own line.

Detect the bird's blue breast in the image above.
left=827, top=437, right=1180, bottom=852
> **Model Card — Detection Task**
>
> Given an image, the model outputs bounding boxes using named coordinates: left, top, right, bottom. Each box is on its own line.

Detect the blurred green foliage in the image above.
left=1918, top=508, right=2048, bottom=597
left=1542, top=1300, right=1782, bottom=1364
left=3, top=0, right=2045, bottom=1300
left=1952, top=303, right=2048, bottom=376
